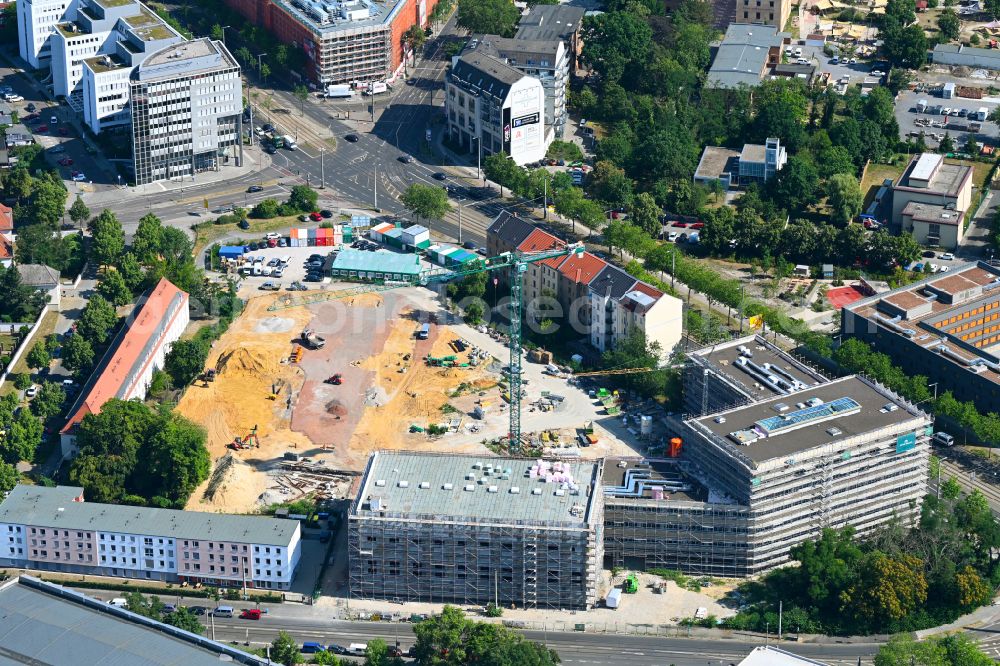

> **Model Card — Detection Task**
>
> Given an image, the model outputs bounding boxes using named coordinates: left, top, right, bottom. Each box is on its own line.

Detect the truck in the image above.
left=606, top=588, right=622, bottom=609
left=271, top=135, right=284, bottom=149
left=418, top=323, right=430, bottom=340
left=366, top=81, right=388, bottom=95
left=301, top=328, right=326, bottom=349
left=975, top=107, right=989, bottom=122
left=283, top=135, right=297, bottom=150
left=325, top=84, right=354, bottom=99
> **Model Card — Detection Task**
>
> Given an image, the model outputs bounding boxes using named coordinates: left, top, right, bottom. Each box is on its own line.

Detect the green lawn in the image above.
left=0, top=311, right=60, bottom=396
left=860, top=162, right=905, bottom=208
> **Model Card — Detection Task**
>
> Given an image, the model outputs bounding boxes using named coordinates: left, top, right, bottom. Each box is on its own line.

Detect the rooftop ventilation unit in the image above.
left=464, top=484, right=475, bottom=492
left=419, top=482, right=430, bottom=489
left=487, top=486, right=498, bottom=493
left=375, top=479, right=386, bottom=487
left=443, top=483, right=453, bottom=490
left=398, top=480, right=409, bottom=488
left=509, top=487, right=520, bottom=494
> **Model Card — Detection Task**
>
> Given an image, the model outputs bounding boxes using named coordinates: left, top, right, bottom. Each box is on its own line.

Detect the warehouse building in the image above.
left=683, top=334, right=830, bottom=416
left=328, top=248, right=425, bottom=282
left=842, top=261, right=1000, bottom=414
left=60, top=278, right=188, bottom=457
left=681, top=375, right=931, bottom=574
left=0, top=575, right=268, bottom=665
left=0, top=485, right=301, bottom=590
left=349, top=451, right=603, bottom=609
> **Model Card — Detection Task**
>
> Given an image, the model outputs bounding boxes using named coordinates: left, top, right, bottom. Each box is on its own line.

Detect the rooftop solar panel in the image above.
left=755, top=397, right=861, bottom=435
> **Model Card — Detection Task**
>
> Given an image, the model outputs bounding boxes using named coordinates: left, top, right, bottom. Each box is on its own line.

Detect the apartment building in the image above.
left=683, top=334, right=830, bottom=416
left=891, top=153, right=973, bottom=249
left=349, top=451, right=603, bottom=609
left=60, top=277, right=188, bottom=457
left=222, top=0, right=437, bottom=85
left=130, top=38, right=243, bottom=185
left=16, top=0, right=79, bottom=69
left=487, top=212, right=683, bottom=357
left=446, top=50, right=548, bottom=167
left=737, top=0, right=791, bottom=29
left=0, top=485, right=301, bottom=589
left=707, top=23, right=786, bottom=88
left=681, top=375, right=930, bottom=573
left=842, top=261, right=1000, bottom=414
left=515, top=4, right=585, bottom=78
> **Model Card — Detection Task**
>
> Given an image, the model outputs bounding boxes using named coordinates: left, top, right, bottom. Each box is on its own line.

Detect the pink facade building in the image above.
left=0, top=486, right=301, bottom=590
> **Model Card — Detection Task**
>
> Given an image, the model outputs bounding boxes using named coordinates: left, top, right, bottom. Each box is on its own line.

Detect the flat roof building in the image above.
left=0, top=485, right=302, bottom=589
left=0, top=575, right=268, bottom=665
left=891, top=153, right=974, bottom=249
left=683, top=334, right=830, bottom=416
left=693, top=146, right=741, bottom=190
left=329, top=248, right=425, bottom=281
left=842, top=260, right=1000, bottom=414
left=222, top=0, right=438, bottom=85
left=60, top=277, right=189, bottom=456
left=349, top=451, right=603, bottom=609
left=681, top=375, right=930, bottom=573
left=130, top=38, right=243, bottom=185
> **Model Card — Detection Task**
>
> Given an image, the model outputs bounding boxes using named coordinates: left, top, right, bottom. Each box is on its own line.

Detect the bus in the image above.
left=418, top=323, right=430, bottom=340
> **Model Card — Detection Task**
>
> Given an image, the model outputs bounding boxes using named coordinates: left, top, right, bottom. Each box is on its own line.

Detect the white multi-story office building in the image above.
left=130, top=38, right=243, bottom=185
left=16, top=0, right=79, bottom=69
left=0, top=485, right=302, bottom=590
left=446, top=50, right=548, bottom=167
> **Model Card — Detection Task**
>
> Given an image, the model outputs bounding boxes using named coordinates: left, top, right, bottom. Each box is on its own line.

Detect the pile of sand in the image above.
left=364, top=386, right=388, bottom=407
left=216, top=346, right=278, bottom=379
left=255, top=316, right=294, bottom=333
left=196, top=452, right=270, bottom=511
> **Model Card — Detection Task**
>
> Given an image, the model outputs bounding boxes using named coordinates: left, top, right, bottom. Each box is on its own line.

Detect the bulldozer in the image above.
left=301, top=328, right=326, bottom=350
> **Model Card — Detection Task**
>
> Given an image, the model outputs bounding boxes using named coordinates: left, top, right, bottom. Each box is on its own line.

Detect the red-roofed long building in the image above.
left=60, top=278, right=189, bottom=457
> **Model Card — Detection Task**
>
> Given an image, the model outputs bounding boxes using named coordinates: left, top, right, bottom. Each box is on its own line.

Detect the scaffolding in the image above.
left=347, top=452, right=602, bottom=610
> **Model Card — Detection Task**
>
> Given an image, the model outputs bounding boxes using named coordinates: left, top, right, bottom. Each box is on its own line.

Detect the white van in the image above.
left=279, top=255, right=291, bottom=266
left=109, top=598, right=128, bottom=608
left=347, top=643, right=368, bottom=655
left=933, top=432, right=955, bottom=447
left=211, top=606, right=235, bottom=617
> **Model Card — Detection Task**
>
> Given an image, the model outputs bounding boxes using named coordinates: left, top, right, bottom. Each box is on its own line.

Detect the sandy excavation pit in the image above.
left=175, top=288, right=507, bottom=513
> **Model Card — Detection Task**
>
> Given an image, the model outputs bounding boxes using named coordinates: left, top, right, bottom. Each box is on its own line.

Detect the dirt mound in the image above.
left=216, top=347, right=277, bottom=379
left=255, top=316, right=294, bottom=333
left=326, top=400, right=348, bottom=417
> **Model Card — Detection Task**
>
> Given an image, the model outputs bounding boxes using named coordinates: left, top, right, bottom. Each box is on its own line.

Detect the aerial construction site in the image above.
left=178, top=281, right=646, bottom=515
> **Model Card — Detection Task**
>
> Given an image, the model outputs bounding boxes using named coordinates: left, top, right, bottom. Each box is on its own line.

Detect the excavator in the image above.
left=227, top=426, right=260, bottom=451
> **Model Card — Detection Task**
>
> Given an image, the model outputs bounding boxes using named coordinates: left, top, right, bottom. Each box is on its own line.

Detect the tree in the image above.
left=14, top=223, right=70, bottom=271
left=403, top=24, right=427, bottom=52
left=61, top=334, right=94, bottom=376
left=77, top=294, right=118, bottom=346
left=882, top=21, right=928, bottom=68
left=767, top=155, right=820, bottom=214
left=582, top=12, right=652, bottom=84
left=132, top=213, right=164, bottom=264
left=937, top=8, right=960, bottom=40
left=939, top=132, right=955, bottom=154
left=91, top=209, right=125, bottom=267
left=124, top=592, right=165, bottom=620
left=482, top=152, right=524, bottom=197
left=310, top=651, right=343, bottom=665
left=0, top=264, right=44, bottom=322
left=0, top=461, right=18, bottom=494
left=164, top=607, right=204, bottom=634
left=25, top=342, right=51, bottom=371
left=456, top=0, right=520, bottom=36
left=98, top=270, right=132, bottom=307
left=68, top=195, right=90, bottom=229
left=251, top=198, right=280, bottom=219
left=118, top=252, right=145, bottom=294
left=294, top=84, right=309, bottom=115
left=401, top=183, right=452, bottom=221
left=588, top=161, right=633, bottom=210
left=165, top=339, right=209, bottom=387
left=600, top=328, right=668, bottom=395
left=1, top=408, right=42, bottom=463
left=843, top=552, right=928, bottom=622
left=827, top=173, right=863, bottom=226
left=629, top=192, right=661, bottom=238
left=751, top=79, right=809, bottom=151
left=259, top=62, right=271, bottom=83
left=32, top=381, right=65, bottom=421
left=269, top=630, right=303, bottom=666
left=364, top=639, right=402, bottom=666
left=287, top=185, right=319, bottom=213
left=414, top=605, right=559, bottom=666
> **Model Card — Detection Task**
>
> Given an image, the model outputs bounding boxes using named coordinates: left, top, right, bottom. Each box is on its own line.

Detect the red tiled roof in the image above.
left=517, top=228, right=564, bottom=254
left=551, top=251, right=607, bottom=284
left=62, top=278, right=188, bottom=434
left=630, top=281, right=663, bottom=300
left=0, top=236, right=11, bottom=260
left=0, top=203, right=11, bottom=233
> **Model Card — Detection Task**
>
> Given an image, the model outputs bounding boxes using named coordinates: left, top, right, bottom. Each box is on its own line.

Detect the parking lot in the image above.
left=786, top=40, right=884, bottom=89
left=895, top=89, right=1000, bottom=149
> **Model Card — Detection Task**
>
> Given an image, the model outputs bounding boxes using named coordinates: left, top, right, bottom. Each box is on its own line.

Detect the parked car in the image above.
left=309, top=211, right=323, bottom=221
left=344, top=134, right=359, bottom=142
left=36, top=124, right=48, bottom=132
left=71, top=172, right=86, bottom=182
left=940, top=252, right=955, bottom=261
left=187, top=606, right=208, bottom=616
left=50, top=115, right=57, bottom=124
left=49, top=145, right=65, bottom=153
left=265, top=232, right=281, bottom=240
left=262, top=123, right=275, bottom=132
left=25, top=103, right=36, bottom=112
left=58, top=157, right=73, bottom=166
left=398, top=155, right=413, bottom=163
left=240, top=609, right=262, bottom=620
left=320, top=209, right=333, bottom=218
left=260, top=281, right=281, bottom=291
left=25, top=386, right=38, bottom=398
left=432, top=172, right=447, bottom=180
left=238, top=219, right=250, bottom=230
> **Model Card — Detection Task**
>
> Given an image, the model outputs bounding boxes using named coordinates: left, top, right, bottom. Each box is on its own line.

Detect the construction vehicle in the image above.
left=267, top=244, right=585, bottom=448
left=301, top=328, right=326, bottom=349
left=228, top=426, right=260, bottom=451
left=290, top=346, right=303, bottom=363
left=268, top=379, right=286, bottom=400
left=198, top=369, right=216, bottom=386
left=623, top=574, right=639, bottom=594
left=324, top=374, right=343, bottom=385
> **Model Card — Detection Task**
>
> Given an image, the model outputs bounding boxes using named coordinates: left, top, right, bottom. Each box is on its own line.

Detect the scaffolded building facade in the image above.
left=349, top=452, right=603, bottom=610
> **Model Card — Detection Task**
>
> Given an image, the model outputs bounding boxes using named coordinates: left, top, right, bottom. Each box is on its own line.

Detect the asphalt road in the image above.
left=204, top=616, right=879, bottom=665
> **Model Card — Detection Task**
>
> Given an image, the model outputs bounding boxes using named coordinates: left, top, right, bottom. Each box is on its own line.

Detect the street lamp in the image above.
left=256, top=53, right=267, bottom=81
left=320, top=146, right=325, bottom=189
left=220, top=25, right=231, bottom=46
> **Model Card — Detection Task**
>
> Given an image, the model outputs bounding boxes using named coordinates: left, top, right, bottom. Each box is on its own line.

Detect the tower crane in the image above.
left=268, top=243, right=585, bottom=447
